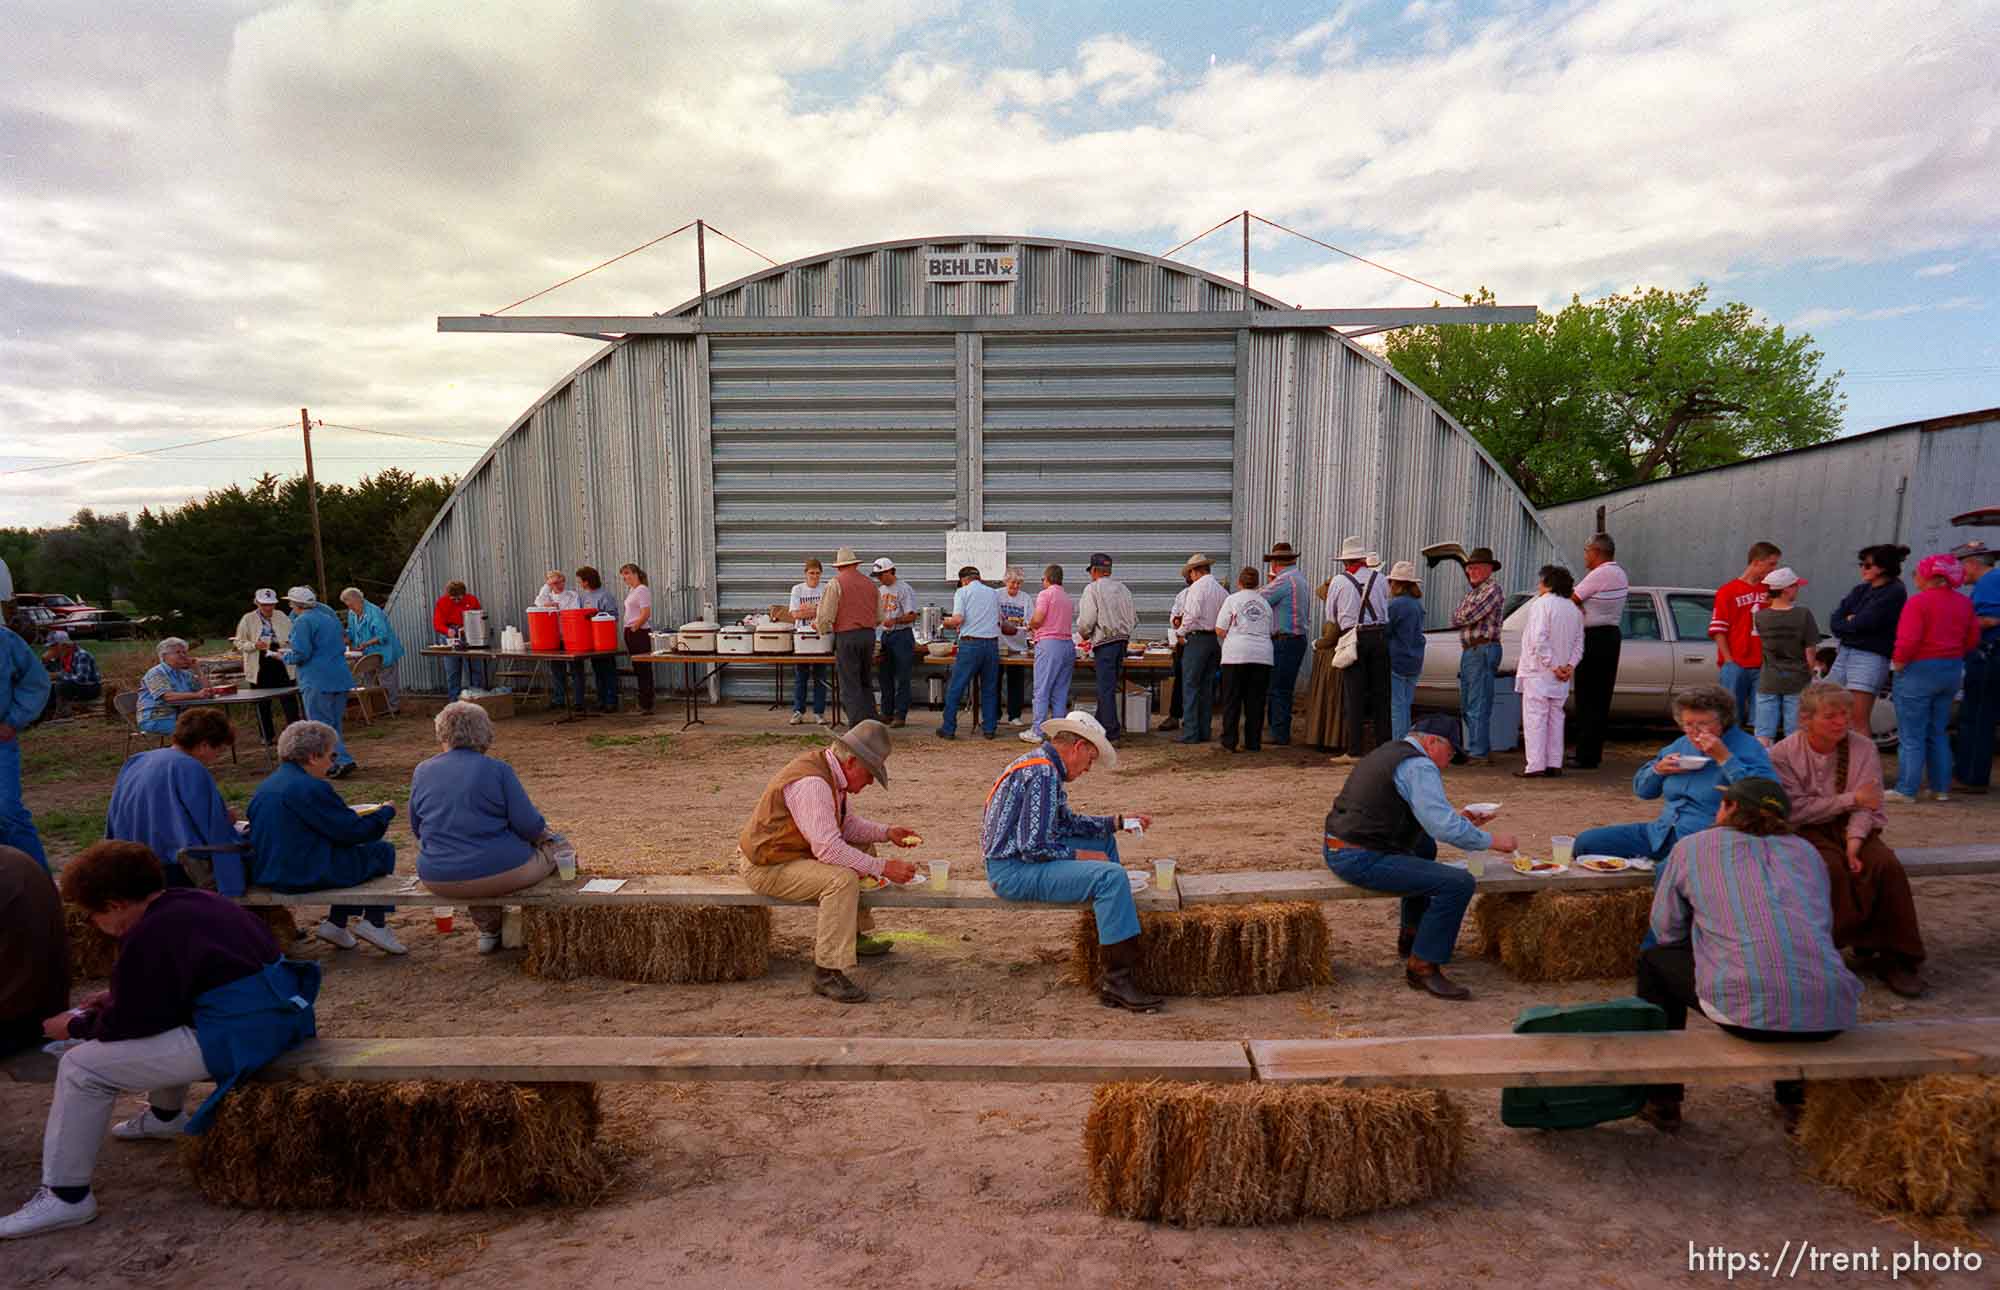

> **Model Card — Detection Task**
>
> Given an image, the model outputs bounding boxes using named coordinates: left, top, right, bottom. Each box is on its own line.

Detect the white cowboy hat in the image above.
left=284, top=585, right=318, bottom=607
left=832, top=546, right=862, bottom=567
left=1387, top=560, right=1421, bottom=583
left=1365, top=551, right=1382, bottom=568
left=1042, top=709, right=1118, bottom=771
left=1337, top=535, right=1369, bottom=561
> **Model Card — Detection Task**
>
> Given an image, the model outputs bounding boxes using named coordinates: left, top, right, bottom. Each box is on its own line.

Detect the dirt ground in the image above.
left=7, top=693, right=1998, bottom=1289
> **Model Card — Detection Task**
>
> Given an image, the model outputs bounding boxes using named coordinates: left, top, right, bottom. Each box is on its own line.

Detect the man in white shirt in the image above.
left=1158, top=577, right=1192, bottom=732
left=1327, top=534, right=1391, bottom=760
left=1173, top=553, right=1228, bottom=744
left=1568, top=533, right=1631, bottom=770
left=871, top=558, right=919, bottom=728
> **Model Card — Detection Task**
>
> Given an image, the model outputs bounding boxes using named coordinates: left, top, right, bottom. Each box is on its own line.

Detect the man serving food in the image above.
left=981, top=710, right=1161, bottom=1012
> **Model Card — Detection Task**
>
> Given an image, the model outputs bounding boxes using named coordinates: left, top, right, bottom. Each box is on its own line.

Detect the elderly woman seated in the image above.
left=136, top=637, right=214, bottom=736
left=104, top=706, right=237, bottom=889
left=411, top=700, right=557, bottom=954
left=1635, top=777, right=1861, bottom=1134
left=246, top=719, right=405, bottom=956
left=1573, top=683, right=1774, bottom=863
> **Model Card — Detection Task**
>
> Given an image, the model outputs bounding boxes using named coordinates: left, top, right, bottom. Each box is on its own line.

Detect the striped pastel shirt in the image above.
left=1261, top=567, right=1309, bottom=636
left=1649, top=828, right=1860, bottom=1032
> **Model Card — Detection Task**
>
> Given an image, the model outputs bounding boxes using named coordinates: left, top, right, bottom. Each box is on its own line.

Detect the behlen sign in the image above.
left=924, top=251, right=1019, bottom=284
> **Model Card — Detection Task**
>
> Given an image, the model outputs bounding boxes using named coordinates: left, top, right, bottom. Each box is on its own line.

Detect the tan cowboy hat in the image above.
left=1337, top=535, right=1368, bottom=561
left=832, top=546, right=862, bottom=567
left=1264, top=541, right=1300, bottom=564
left=833, top=719, right=893, bottom=786
left=1180, top=552, right=1214, bottom=575
left=1043, top=710, right=1118, bottom=771
left=1388, top=560, right=1421, bottom=583
left=1365, top=551, right=1382, bottom=569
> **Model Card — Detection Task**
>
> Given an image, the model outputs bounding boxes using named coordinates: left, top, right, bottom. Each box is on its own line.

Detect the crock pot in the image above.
left=717, top=626, right=754, bottom=656
left=753, top=624, right=795, bottom=654
left=676, top=620, right=719, bottom=653
left=793, top=626, right=832, bottom=655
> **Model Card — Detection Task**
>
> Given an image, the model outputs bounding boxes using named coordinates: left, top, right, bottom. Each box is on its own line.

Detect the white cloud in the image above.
left=1937, top=295, right=1983, bottom=311
left=1915, top=262, right=1962, bottom=277
left=1074, top=35, right=1166, bottom=105
left=1789, top=304, right=1926, bottom=328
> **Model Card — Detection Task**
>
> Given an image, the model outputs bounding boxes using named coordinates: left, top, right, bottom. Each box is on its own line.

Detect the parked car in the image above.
left=58, top=608, right=142, bottom=640
left=7, top=604, right=58, bottom=644
left=1414, top=585, right=1896, bottom=733
left=12, top=592, right=100, bottom=618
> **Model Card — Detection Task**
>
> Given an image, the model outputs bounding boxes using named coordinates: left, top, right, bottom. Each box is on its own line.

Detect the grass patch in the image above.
left=22, top=739, right=128, bottom=783
left=587, top=732, right=676, bottom=753
left=726, top=731, right=831, bottom=749
left=38, top=797, right=111, bottom=853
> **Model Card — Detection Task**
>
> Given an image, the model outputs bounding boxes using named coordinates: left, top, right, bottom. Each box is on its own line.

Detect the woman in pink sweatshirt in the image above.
left=1887, top=554, right=1981, bottom=801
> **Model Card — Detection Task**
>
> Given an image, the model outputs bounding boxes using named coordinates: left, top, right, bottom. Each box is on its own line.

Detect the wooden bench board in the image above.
left=1248, top=1018, right=2000, bottom=1088
left=237, top=874, right=1180, bottom=913
left=257, top=1036, right=1254, bottom=1085
left=1176, top=846, right=2000, bottom=907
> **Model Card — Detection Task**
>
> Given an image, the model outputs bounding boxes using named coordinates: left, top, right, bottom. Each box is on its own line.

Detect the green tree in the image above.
left=1383, top=285, right=1845, bottom=506
left=29, top=509, right=141, bottom=605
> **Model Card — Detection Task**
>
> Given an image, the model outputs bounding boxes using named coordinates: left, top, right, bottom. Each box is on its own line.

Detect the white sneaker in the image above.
left=0, top=1187, right=98, bottom=1239
left=1931, top=792, right=1951, bottom=803
left=788, top=712, right=806, bottom=725
left=477, top=932, right=501, bottom=954
left=316, top=919, right=358, bottom=950
left=351, top=921, right=409, bottom=955
left=112, top=1108, right=184, bottom=1141
left=813, top=712, right=830, bottom=725
left=1881, top=789, right=1918, bottom=804
left=1018, top=730, right=1041, bottom=744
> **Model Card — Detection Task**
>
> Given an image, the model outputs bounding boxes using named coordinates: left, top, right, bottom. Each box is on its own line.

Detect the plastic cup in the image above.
left=556, top=850, right=577, bottom=882
left=1551, top=835, right=1575, bottom=865
left=1155, top=859, right=1177, bottom=892
left=929, top=860, right=950, bottom=892
left=1466, top=852, right=1487, bottom=878
left=435, top=907, right=454, bottom=935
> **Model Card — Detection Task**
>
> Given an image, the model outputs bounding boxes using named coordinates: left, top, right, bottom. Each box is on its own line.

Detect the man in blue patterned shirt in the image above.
left=981, top=710, right=1160, bottom=1011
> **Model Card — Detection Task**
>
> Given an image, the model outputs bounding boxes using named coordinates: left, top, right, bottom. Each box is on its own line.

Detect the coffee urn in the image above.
left=462, top=609, right=489, bottom=646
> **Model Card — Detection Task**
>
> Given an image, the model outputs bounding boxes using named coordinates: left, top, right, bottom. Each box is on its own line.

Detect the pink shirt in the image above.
left=1032, top=585, right=1074, bottom=644
left=1892, top=587, right=1979, bottom=665
left=778, top=749, right=893, bottom=876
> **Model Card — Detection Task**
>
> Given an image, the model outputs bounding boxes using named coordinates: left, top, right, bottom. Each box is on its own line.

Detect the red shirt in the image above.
left=432, top=593, right=481, bottom=634
left=1709, top=578, right=1767, bottom=667
left=1892, top=587, right=1980, bottom=666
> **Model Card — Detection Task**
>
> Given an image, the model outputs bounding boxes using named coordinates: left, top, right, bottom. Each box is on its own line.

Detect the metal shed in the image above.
left=1539, top=408, right=2000, bottom=625
left=384, top=234, right=1559, bottom=693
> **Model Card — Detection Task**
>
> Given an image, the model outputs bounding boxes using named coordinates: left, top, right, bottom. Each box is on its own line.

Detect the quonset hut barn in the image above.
left=383, top=235, right=1559, bottom=693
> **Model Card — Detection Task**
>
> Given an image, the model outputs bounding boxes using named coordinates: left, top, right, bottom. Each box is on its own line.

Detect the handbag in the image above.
left=1331, top=627, right=1359, bottom=670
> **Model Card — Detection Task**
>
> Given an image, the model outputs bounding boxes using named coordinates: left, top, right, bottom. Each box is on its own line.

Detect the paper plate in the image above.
left=1508, top=857, right=1570, bottom=876
left=1673, top=755, right=1711, bottom=769
left=1575, top=856, right=1630, bottom=873
left=1464, top=801, right=1501, bottom=815
left=1127, top=871, right=1151, bottom=893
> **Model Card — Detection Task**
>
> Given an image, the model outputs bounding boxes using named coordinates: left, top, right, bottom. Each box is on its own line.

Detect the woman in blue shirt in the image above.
left=104, top=707, right=237, bottom=888
left=411, top=701, right=555, bottom=954
left=1385, top=561, right=1427, bottom=740
left=1573, top=684, right=1773, bottom=862
left=246, top=720, right=403, bottom=955
left=340, top=587, right=404, bottom=715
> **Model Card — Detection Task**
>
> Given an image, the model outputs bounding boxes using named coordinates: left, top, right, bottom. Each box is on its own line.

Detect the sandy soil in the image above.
left=8, top=696, right=1998, bottom=1288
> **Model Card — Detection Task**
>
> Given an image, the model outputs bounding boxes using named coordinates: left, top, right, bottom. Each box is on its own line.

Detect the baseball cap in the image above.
left=1409, top=713, right=1464, bottom=755
left=870, top=557, right=896, bottom=576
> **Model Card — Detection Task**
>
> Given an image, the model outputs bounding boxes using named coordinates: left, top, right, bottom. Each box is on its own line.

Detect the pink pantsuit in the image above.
left=1516, top=593, right=1584, bottom=773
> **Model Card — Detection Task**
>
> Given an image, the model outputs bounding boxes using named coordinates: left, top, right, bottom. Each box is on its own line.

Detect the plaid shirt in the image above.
left=1450, top=579, right=1505, bottom=648
left=51, top=646, right=101, bottom=687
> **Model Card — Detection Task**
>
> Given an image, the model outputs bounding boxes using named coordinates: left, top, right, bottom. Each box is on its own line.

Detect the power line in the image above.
left=1157, top=212, right=1245, bottom=262
left=0, top=423, right=295, bottom=477
left=315, top=422, right=491, bottom=449
left=1248, top=212, right=1465, bottom=300
left=489, top=220, right=698, bottom=315
left=705, top=224, right=780, bottom=267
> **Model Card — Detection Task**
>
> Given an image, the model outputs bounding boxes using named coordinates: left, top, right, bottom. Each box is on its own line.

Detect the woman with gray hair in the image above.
left=245, top=719, right=402, bottom=954
left=995, top=566, right=1033, bottom=727
left=1572, top=683, right=1776, bottom=863
left=136, top=638, right=213, bottom=735
left=410, top=701, right=558, bottom=953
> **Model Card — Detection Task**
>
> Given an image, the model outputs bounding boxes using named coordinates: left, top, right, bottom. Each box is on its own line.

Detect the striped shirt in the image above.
left=1450, top=579, right=1505, bottom=648
left=779, top=748, right=892, bottom=877
left=53, top=646, right=101, bottom=687
left=1261, top=567, right=1309, bottom=636
left=1650, top=828, right=1860, bottom=1032
left=139, top=662, right=201, bottom=727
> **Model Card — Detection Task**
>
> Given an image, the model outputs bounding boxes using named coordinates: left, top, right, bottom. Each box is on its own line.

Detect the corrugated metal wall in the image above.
left=1538, top=413, right=2000, bottom=625
left=385, top=235, right=1557, bottom=695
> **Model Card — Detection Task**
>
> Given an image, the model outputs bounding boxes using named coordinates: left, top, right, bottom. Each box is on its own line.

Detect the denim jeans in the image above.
left=550, top=660, right=590, bottom=710
left=1753, top=691, right=1800, bottom=742
left=1572, top=822, right=1674, bottom=862
left=1178, top=632, right=1220, bottom=742
left=442, top=652, right=488, bottom=701
left=792, top=663, right=828, bottom=715
left=1719, top=662, right=1760, bottom=728
left=941, top=637, right=999, bottom=735
left=1267, top=634, right=1307, bottom=743
left=1323, top=840, right=1473, bottom=965
left=0, top=737, right=47, bottom=872
left=1827, top=646, right=1890, bottom=696
left=1951, top=645, right=1994, bottom=788
left=1093, top=640, right=1127, bottom=738
left=1892, top=658, right=1962, bottom=795
left=1458, top=641, right=1500, bottom=757
left=590, top=655, right=619, bottom=711
left=987, top=839, right=1137, bottom=945
left=1031, top=638, right=1075, bottom=736
left=1391, top=670, right=1418, bottom=740
left=299, top=686, right=353, bottom=768
left=1001, top=657, right=1027, bottom=720
left=878, top=628, right=915, bottom=720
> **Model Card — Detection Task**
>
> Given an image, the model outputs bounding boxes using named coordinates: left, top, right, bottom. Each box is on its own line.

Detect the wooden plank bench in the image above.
left=233, top=873, right=1182, bottom=914
left=1175, top=845, right=2000, bottom=907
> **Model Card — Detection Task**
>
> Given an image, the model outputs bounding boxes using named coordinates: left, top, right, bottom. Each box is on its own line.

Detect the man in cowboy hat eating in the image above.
left=1261, top=541, right=1310, bottom=745
left=1450, top=546, right=1506, bottom=767
left=737, top=719, right=919, bottom=1003
left=981, top=710, right=1161, bottom=1011
left=814, top=546, right=882, bottom=727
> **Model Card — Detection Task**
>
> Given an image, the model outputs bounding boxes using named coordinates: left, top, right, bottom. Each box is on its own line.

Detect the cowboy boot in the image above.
left=1404, top=955, right=1471, bottom=1000
left=1099, top=938, right=1164, bottom=1012
left=1396, top=925, right=1417, bottom=960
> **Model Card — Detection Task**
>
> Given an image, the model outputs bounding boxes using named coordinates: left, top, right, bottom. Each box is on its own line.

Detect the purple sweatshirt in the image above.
left=68, top=889, right=278, bottom=1042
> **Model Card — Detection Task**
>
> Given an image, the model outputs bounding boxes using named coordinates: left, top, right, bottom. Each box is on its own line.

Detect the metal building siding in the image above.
left=1910, top=418, right=2000, bottom=555
left=980, top=332, right=1237, bottom=626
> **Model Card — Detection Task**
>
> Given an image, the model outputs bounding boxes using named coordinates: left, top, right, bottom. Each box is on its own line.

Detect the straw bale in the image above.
left=1798, top=1076, right=2000, bottom=1219
left=64, top=904, right=120, bottom=980
left=1084, top=1081, right=1464, bottom=1225
left=185, top=1080, right=613, bottom=1211
left=251, top=905, right=303, bottom=948
left=1470, top=889, right=1652, bottom=982
left=522, top=905, right=770, bottom=983
left=1070, top=903, right=1331, bottom=996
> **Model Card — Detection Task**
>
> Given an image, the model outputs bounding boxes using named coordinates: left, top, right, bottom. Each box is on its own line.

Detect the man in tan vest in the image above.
left=814, top=545, right=881, bottom=728
left=736, top=719, right=919, bottom=1002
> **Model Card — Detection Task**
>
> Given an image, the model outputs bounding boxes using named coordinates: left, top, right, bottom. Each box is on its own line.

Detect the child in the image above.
left=1385, top=561, right=1427, bottom=739
left=1752, top=567, right=1820, bottom=745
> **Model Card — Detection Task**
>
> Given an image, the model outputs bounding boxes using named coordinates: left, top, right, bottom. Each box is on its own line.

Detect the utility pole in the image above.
left=1241, top=210, right=1252, bottom=302
left=300, top=407, right=328, bottom=597
left=695, top=219, right=709, bottom=315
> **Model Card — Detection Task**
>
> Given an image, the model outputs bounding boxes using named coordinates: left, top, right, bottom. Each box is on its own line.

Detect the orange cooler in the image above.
left=560, top=607, right=593, bottom=653
left=526, top=608, right=559, bottom=652
left=590, top=613, right=619, bottom=650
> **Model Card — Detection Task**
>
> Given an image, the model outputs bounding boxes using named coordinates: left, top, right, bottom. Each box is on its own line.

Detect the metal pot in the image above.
left=676, top=620, right=719, bottom=653
left=793, top=626, right=832, bottom=655
left=648, top=630, right=677, bottom=655
left=717, top=626, right=754, bottom=656
left=753, top=624, right=795, bottom=654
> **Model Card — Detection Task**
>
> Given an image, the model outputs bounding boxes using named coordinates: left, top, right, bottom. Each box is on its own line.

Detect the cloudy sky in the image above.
left=4, top=0, right=1996, bottom=528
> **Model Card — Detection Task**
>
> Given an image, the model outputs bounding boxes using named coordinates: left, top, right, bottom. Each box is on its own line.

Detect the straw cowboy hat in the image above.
left=833, top=718, right=893, bottom=786
left=1365, top=552, right=1382, bottom=569
left=284, top=585, right=318, bottom=607
left=832, top=546, right=862, bottom=567
left=1388, top=560, right=1421, bottom=583
left=1043, top=710, right=1118, bottom=771
left=1180, top=552, right=1215, bottom=575
left=1264, top=541, right=1300, bottom=564
left=1337, top=536, right=1369, bottom=561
